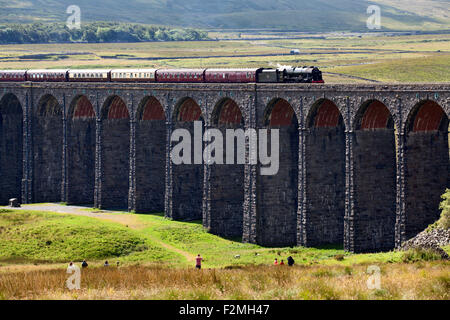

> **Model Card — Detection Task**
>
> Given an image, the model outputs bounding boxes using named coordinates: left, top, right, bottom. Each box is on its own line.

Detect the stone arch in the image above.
left=173, top=97, right=203, bottom=122
left=100, top=95, right=130, bottom=209
left=0, top=93, right=23, bottom=204
left=33, top=94, right=63, bottom=202
left=306, top=98, right=344, bottom=128
left=101, top=95, right=130, bottom=120
left=171, top=97, right=204, bottom=221
left=406, top=100, right=447, bottom=133
left=137, top=96, right=165, bottom=121
left=258, top=98, right=298, bottom=246
left=67, top=95, right=96, bottom=205
left=211, top=98, right=243, bottom=126
left=207, top=98, right=244, bottom=238
left=304, top=98, right=345, bottom=247
left=354, top=100, right=394, bottom=130
left=135, top=96, right=166, bottom=213
left=263, top=98, right=296, bottom=127
left=353, top=100, right=396, bottom=252
left=404, top=100, right=449, bottom=240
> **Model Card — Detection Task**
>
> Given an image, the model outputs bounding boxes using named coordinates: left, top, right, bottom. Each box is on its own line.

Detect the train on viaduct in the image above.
left=0, top=81, right=448, bottom=252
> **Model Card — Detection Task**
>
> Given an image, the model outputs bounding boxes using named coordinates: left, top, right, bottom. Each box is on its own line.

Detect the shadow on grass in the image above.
left=0, top=256, right=54, bottom=265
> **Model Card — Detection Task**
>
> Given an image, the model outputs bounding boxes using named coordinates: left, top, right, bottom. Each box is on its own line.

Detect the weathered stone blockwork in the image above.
left=405, top=131, right=449, bottom=239
left=305, top=127, right=345, bottom=246
left=206, top=126, right=244, bottom=238
left=170, top=121, right=204, bottom=221
left=67, top=118, right=96, bottom=205
left=0, top=82, right=448, bottom=253
left=353, top=130, right=396, bottom=252
left=135, top=120, right=166, bottom=213
left=33, top=95, right=62, bottom=203
left=100, top=119, right=130, bottom=209
left=0, top=94, right=23, bottom=204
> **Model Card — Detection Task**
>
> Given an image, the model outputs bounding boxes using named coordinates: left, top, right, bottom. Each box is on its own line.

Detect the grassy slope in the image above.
left=0, top=0, right=448, bottom=31
left=0, top=209, right=405, bottom=268
left=0, top=210, right=179, bottom=264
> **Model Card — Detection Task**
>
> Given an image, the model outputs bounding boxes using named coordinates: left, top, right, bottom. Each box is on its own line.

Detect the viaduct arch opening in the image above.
left=353, top=100, right=396, bottom=252
left=135, top=96, right=166, bottom=213
left=67, top=95, right=96, bottom=205
left=100, top=95, right=130, bottom=209
left=305, top=98, right=345, bottom=247
left=207, top=98, right=244, bottom=238
left=0, top=93, right=23, bottom=204
left=33, top=94, right=62, bottom=203
left=171, top=97, right=204, bottom=221
left=405, top=100, right=449, bottom=239
left=257, top=98, right=298, bottom=247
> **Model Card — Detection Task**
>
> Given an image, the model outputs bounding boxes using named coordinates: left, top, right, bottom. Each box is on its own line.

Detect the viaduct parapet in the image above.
left=0, top=82, right=448, bottom=252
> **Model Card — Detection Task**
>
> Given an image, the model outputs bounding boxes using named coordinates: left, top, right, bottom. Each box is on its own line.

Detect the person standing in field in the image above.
left=196, top=254, right=203, bottom=269
left=274, top=258, right=278, bottom=265
left=287, top=256, right=295, bottom=266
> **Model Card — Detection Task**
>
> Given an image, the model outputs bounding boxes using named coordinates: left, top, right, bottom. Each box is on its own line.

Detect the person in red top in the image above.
left=274, top=258, right=278, bottom=265
left=280, top=260, right=285, bottom=265
left=196, top=254, right=203, bottom=269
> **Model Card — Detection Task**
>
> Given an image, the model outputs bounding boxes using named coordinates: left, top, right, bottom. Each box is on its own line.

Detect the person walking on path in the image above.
left=196, top=254, right=203, bottom=269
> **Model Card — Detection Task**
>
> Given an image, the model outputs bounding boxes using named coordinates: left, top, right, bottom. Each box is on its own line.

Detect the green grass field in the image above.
left=0, top=208, right=441, bottom=268
left=0, top=207, right=448, bottom=300
left=0, top=33, right=449, bottom=83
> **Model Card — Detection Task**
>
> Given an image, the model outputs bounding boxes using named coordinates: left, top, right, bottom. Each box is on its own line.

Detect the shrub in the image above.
left=402, top=248, right=443, bottom=263
left=438, top=189, right=450, bottom=229
left=427, top=189, right=450, bottom=231
left=334, top=254, right=345, bottom=261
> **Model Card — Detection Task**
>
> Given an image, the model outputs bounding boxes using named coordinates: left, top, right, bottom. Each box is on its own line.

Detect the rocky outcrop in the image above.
left=401, top=227, right=450, bottom=259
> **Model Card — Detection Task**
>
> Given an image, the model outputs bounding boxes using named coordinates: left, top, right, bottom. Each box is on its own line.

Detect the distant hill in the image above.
left=1, top=0, right=449, bottom=32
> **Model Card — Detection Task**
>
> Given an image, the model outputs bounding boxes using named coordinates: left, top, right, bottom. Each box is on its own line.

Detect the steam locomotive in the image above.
left=0, top=66, right=324, bottom=83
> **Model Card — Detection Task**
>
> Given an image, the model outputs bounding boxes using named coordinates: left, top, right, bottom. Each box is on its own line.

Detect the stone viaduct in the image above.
left=0, top=82, right=448, bottom=252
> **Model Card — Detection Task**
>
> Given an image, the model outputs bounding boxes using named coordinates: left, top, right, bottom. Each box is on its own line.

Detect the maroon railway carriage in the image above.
left=26, top=69, right=68, bottom=82
left=205, top=68, right=261, bottom=83
left=68, top=69, right=111, bottom=82
left=156, top=69, right=205, bottom=83
left=0, top=70, right=27, bottom=82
